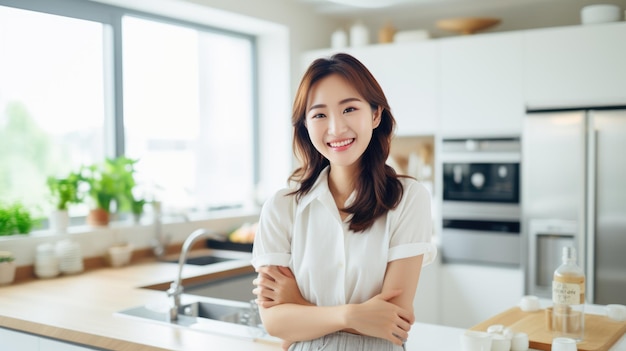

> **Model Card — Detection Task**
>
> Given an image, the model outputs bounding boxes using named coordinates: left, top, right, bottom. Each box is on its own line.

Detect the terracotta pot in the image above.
left=0, top=261, right=16, bottom=286
left=87, top=208, right=110, bottom=226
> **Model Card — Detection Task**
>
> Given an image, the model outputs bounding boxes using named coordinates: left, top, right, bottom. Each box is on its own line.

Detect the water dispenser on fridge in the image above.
left=527, top=219, right=577, bottom=299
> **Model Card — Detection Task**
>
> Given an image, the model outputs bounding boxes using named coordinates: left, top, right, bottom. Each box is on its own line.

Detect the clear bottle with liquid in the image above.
left=552, top=246, right=585, bottom=341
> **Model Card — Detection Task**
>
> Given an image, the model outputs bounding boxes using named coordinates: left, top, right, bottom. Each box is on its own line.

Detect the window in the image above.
left=0, top=1, right=256, bottom=224
left=0, top=5, right=107, bottom=216
left=122, top=16, right=255, bottom=212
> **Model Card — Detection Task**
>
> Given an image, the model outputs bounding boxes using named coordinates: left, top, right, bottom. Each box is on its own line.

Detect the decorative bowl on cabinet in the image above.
left=436, top=17, right=500, bottom=35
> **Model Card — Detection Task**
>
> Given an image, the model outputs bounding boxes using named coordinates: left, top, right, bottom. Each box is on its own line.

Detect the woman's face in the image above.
left=305, top=74, right=381, bottom=170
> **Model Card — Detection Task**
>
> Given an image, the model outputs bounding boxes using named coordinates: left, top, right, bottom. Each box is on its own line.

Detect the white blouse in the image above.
left=251, top=167, right=437, bottom=306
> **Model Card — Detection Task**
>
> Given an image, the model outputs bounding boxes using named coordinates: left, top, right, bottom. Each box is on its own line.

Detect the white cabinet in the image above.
left=413, top=250, right=441, bottom=325
left=440, top=264, right=524, bottom=328
left=440, top=32, right=524, bottom=137
left=0, top=328, right=97, bottom=351
left=0, top=328, right=39, bottom=351
left=302, top=42, right=440, bottom=136
left=39, top=338, right=98, bottom=351
left=524, top=22, right=626, bottom=109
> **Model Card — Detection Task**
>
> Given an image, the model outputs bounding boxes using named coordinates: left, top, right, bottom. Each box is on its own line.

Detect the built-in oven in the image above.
left=441, top=138, right=522, bottom=266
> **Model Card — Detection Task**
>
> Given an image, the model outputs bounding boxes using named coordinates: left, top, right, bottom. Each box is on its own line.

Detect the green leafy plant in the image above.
left=111, top=156, right=142, bottom=214
left=47, top=171, right=82, bottom=211
left=130, top=198, right=147, bottom=217
left=0, top=253, right=15, bottom=263
left=80, top=156, right=146, bottom=216
left=0, top=202, right=40, bottom=236
left=0, top=205, right=13, bottom=235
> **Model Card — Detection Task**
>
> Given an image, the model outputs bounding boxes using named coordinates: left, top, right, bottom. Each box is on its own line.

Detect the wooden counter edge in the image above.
left=0, top=315, right=171, bottom=351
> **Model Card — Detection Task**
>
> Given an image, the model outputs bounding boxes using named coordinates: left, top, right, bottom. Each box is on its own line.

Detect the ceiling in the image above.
left=298, top=0, right=550, bottom=15
left=295, top=0, right=626, bottom=38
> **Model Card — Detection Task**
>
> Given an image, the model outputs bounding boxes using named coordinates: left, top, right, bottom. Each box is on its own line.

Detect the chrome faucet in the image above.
left=151, top=201, right=170, bottom=260
left=166, top=228, right=217, bottom=321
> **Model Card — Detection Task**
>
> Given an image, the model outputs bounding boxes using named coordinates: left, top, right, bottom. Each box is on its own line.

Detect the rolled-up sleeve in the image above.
left=388, top=180, right=437, bottom=266
left=251, top=189, right=294, bottom=269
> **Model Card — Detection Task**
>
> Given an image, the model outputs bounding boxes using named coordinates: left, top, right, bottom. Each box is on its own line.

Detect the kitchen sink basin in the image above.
left=116, top=296, right=277, bottom=342
left=179, top=300, right=251, bottom=323
left=166, top=255, right=235, bottom=266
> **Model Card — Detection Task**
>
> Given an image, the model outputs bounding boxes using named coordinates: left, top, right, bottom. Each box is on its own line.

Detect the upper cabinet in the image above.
left=302, top=22, right=626, bottom=138
left=524, top=22, right=626, bottom=109
left=439, top=32, right=524, bottom=138
left=302, top=42, right=440, bottom=136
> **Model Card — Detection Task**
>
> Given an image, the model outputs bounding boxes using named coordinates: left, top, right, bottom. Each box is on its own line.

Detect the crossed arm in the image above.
left=253, top=254, right=424, bottom=346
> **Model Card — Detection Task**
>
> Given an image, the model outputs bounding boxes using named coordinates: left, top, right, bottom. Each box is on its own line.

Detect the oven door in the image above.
left=441, top=218, right=521, bottom=266
left=443, top=162, right=520, bottom=203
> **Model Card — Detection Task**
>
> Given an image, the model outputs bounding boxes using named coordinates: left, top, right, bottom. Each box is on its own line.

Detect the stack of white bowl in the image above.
left=35, top=243, right=60, bottom=279
left=55, top=240, right=84, bottom=274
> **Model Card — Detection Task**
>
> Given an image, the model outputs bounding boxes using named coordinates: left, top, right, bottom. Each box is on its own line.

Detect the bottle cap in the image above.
left=562, top=246, right=576, bottom=261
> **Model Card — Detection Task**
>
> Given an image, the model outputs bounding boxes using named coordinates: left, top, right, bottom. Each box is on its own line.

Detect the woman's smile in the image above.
left=328, top=138, right=355, bottom=150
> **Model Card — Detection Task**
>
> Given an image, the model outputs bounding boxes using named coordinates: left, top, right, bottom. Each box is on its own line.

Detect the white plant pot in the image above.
left=106, top=243, right=134, bottom=268
left=0, top=261, right=16, bottom=285
left=49, top=210, right=70, bottom=234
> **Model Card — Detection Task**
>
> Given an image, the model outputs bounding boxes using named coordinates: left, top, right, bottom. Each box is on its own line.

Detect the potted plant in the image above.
left=12, top=203, right=37, bottom=234
left=80, top=161, right=119, bottom=226
left=0, top=204, right=13, bottom=236
left=112, top=156, right=147, bottom=223
left=80, top=156, right=146, bottom=226
left=46, top=171, right=82, bottom=233
left=0, top=251, right=16, bottom=285
left=0, top=202, right=39, bottom=236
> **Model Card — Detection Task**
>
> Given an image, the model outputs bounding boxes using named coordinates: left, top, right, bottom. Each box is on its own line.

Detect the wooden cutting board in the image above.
left=470, top=307, right=626, bottom=351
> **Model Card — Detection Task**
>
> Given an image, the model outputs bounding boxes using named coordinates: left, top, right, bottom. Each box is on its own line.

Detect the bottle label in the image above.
left=552, top=281, right=581, bottom=305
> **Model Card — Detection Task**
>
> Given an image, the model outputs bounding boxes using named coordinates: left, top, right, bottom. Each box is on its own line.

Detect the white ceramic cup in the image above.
left=552, top=337, right=577, bottom=351
left=491, top=334, right=512, bottom=351
left=487, top=324, right=505, bottom=335
left=502, top=327, right=515, bottom=340
left=519, top=295, right=541, bottom=312
left=511, top=332, right=530, bottom=351
left=461, top=330, right=493, bottom=351
left=606, top=304, right=626, bottom=322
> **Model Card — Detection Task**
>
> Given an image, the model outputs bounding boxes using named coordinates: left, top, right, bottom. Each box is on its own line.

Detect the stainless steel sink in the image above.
left=165, top=255, right=235, bottom=266
left=116, top=296, right=278, bottom=342
left=180, top=300, right=251, bottom=323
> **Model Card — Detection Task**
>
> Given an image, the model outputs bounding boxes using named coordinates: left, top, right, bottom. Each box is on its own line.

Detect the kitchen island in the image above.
left=1, top=253, right=624, bottom=351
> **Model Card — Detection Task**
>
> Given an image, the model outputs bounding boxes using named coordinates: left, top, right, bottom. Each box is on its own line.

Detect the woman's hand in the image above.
left=253, top=265, right=310, bottom=308
left=346, top=290, right=414, bottom=346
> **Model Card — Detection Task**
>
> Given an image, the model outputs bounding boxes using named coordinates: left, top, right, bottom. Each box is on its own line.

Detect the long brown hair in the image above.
left=289, top=53, right=404, bottom=232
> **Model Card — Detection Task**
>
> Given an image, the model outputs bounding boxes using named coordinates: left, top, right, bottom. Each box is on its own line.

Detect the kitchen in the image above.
left=1, top=0, right=626, bottom=350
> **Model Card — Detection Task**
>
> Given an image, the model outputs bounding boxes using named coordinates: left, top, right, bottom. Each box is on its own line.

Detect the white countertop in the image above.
left=405, top=303, right=626, bottom=351
left=1, top=254, right=624, bottom=351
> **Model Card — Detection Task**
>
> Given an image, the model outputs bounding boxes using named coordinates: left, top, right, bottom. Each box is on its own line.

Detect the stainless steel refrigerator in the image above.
left=522, top=108, right=626, bottom=305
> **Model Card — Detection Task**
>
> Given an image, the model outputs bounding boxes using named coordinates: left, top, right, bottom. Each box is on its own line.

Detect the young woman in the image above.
left=251, top=53, right=436, bottom=350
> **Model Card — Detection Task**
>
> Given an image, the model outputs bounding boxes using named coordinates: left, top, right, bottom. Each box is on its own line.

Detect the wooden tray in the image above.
left=470, top=307, right=626, bottom=351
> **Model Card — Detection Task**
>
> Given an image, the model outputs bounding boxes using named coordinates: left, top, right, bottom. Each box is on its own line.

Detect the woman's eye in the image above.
left=310, top=113, right=326, bottom=119
left=343, top=107, right=356, bottom=114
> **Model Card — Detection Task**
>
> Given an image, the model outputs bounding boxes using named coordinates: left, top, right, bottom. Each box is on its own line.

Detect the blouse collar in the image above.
left=298, top=166, right=356, bottom=222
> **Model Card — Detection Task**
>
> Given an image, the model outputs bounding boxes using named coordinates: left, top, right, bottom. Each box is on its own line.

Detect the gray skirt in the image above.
left=288, top=331, right=405, bottom=351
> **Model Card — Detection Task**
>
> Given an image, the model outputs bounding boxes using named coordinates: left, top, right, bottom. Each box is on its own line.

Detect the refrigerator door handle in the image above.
left=585, top=111, right=596, bottom=304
